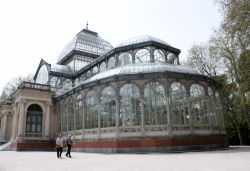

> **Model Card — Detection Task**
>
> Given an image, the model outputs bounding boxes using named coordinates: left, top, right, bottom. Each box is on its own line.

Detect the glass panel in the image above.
left=117, top=52, right=132, bottom=66
left=36, top=65, right=49, bottom=84
left=100, top=87, right=116, bottom=128
left=92, top=66, right=98, bottom=74
left=50, top=77, right=57, bottom=87
left=100, top=62, right=106, bottom=72
left=154, top=49, right=165, bottom=63
left=208, top=87, right=213, bottom=96
left=108, top=57, right=115, bottom=69
left=120, top=84, right=141, bottom=126
left=86, top=91, right=98, bottom=129
left=135, top=49, right=150, bottom=63
left=171, top=82, right=189, bottom=125
left=144, top=82, right=167, bottom=125
left=62, top=79, right=72, bottom=90
left=190, top=84, right=205, bottom=97
left=167, top=53, right=177, bottom=64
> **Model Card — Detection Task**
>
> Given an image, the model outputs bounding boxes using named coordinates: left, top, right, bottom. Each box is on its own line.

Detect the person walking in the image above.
left=65, top=134, right=74, bottom=158
left=56, top=134, right=64, bottom=158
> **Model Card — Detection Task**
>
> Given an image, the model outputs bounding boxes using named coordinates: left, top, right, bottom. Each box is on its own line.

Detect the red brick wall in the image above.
left=74, top=135, right=228, bottom=148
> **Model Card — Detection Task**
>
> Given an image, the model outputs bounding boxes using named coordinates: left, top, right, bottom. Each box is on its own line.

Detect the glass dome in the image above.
left=57, top=29, right=113, bottom=63
left=115, top=35, right=171, bottom=48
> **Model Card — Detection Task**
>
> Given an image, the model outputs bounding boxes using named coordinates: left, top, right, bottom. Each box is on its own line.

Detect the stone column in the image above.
left=11, top=104, right=18, bottom=140
left=17, top=99, right=25, bottom=139
left=44, top=101, right=52, bottom=139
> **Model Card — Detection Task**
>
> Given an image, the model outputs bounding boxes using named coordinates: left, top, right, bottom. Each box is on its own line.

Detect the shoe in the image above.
left=69, top=156, right=72, bottom=158
left=66, top=154, right=68, bottom=157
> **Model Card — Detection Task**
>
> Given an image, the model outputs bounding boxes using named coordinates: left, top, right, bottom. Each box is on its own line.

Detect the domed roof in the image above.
left=57, top=29, right=113, bottom=63
left=115, top=35, right=171, bottom=48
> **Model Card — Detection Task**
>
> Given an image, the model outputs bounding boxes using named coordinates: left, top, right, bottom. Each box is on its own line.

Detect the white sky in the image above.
left=0, top=0, right=222, bottom=92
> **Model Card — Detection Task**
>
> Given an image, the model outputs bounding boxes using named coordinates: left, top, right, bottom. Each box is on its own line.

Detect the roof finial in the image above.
left=86, top=20, right=88, bottom=30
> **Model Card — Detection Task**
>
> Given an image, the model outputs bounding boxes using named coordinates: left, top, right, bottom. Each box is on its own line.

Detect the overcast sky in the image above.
left=0, top=0, right=222, bottom=92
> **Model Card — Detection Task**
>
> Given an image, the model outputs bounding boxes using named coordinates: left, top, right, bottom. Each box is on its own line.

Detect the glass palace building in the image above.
left=0, top=27, right=228, bottom=152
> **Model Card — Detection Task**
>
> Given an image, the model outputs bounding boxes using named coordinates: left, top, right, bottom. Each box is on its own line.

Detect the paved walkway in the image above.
left=0, top=146, right=249, bottom=171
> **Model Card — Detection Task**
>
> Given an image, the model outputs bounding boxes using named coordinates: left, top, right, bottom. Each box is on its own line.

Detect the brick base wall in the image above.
left=10, top=134, right=228, bottom=152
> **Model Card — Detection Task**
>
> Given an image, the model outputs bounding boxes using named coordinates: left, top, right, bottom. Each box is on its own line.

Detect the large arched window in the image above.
left=135, top=49, right=150, bottom=63
left=144, top=82, right=167, bottom=125
left=26, top=104, right=42, bottom=134
left=117, top=52, right=132, bottom=66
left=100, top=87, right=116, bottom=128
left=170, top=82, right=189, bottom=125
left=86, top=91, right=98, bottom=129
left=154, top=49, right=165, bottom=63
left=120, top=84, right=141, bottom=126
left=190, top=84, right=208, bottom=125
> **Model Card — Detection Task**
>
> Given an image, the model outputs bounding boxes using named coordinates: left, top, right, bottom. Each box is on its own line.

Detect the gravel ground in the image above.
left=0, top=146, right=249, bottom=171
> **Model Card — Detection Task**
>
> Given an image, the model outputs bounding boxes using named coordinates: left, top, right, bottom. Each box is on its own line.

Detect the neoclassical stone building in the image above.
left=0, top=27, right=228, bottom=152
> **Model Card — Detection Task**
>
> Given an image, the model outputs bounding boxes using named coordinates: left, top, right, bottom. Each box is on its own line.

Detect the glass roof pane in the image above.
left=57, top=29, right=113, bottom=63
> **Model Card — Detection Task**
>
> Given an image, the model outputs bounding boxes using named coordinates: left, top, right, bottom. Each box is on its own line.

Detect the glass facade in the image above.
left=35, top=30, right=225, bottom=137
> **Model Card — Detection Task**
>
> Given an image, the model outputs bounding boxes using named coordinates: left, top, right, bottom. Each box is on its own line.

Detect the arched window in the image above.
left=154, top=49, right=165, bottom=63
left=190, top=84, right=208, bottom=125
left=86, top=91, right=98, bottom=129
left=100, top=62, right=107, bottom=72
left=135, top=49, right=150, bottom=63
left=26, top=104, right=42, bottom=134
left=120, top=84, right=141, bottom=126
left=170, top=82, right=189, bottom=125
left=144, top=82, right=167, bottom=125
left=117, top=52, right=132, bottom=66
left=108, top=56, right=116, bottom=69
left=100, top=87, right=116, bottom=128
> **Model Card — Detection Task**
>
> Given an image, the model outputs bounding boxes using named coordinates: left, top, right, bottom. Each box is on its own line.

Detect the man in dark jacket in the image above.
left=65, top=134, right=74, bottom=158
